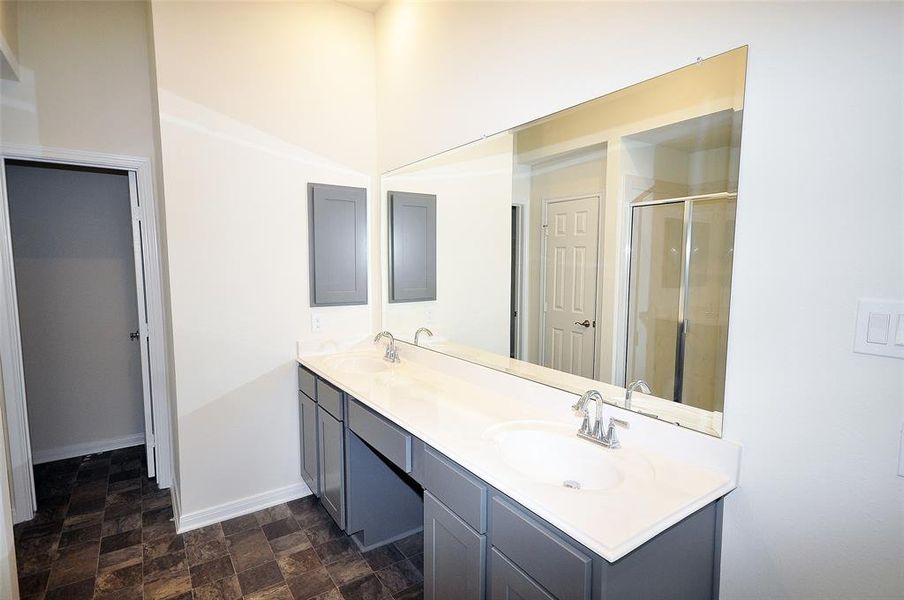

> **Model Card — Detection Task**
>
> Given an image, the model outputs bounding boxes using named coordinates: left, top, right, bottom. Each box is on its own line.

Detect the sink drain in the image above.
left=563, top=479, right=581, bottom=490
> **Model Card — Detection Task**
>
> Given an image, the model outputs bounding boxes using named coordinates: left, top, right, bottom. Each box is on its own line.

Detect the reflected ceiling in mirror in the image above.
left=380, top=47, right=747, bottom=437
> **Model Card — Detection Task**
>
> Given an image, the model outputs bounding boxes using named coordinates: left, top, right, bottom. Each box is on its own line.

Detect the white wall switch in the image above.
left=854, top=299, right=904, bottom=359
left=867, top=312, right=890, bottom=344
left=311, top=313, right=322, bottom=333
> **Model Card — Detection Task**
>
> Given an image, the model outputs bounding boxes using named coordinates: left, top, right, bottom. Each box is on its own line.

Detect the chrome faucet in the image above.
left=625, top=379, right=651, bottom=411
left=571, top=390, right=601, bottom=436
left=414, top=327, right=433, bottom=346
left=572, top=390, right=630, bottom=449
left=373, top=331, right=400, bottom=363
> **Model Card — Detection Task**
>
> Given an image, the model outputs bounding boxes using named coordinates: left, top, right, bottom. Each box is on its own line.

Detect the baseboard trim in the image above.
left=177, top=481, right=312, bottom=534
left=32, top=433, right=146, bottom=464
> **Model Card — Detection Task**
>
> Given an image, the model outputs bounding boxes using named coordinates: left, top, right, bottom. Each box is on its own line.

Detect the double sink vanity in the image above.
left=296, top=337, right=740, bottom=600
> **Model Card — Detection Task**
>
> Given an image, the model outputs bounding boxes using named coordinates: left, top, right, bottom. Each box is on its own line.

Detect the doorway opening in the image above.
left=0, top=149, right=172, bottom=524
left=509, top=204, right=524, bottom=360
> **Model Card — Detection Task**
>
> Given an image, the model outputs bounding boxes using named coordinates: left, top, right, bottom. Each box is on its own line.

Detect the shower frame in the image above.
left=621, top=190, right=737, bottom=404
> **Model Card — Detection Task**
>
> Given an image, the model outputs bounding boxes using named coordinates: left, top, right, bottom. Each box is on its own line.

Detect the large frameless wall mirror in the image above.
left=381, top=47, right=747, bottom=437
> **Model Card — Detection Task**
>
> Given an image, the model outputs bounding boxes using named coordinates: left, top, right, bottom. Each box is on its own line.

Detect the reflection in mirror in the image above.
left=381, top=47, right=747, bottom=437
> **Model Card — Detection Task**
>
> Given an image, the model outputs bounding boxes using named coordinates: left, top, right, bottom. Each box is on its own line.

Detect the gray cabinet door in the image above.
left=490, top=549, right=554, bottom=600
left=389, top=191, right=436, bottom=303
left=424, top=492, right=485, bottom=600
left=318, top=408, right=345, bottom=529
left=308, top=183, right=367, bottom=306
left=299, top=393, right=319, bottom=497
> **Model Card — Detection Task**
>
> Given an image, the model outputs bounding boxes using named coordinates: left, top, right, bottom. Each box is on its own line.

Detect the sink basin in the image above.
left=483, top=420, right=630, bottom=491
left=325, top=355, right=390, bottom=375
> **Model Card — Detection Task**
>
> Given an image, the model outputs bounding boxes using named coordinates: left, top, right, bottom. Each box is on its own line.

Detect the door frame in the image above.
left=509, top=204, right=525, bottom=360
left=0, top=144, right=174, bottom=523
left=538, top=194, right=601, bottom=374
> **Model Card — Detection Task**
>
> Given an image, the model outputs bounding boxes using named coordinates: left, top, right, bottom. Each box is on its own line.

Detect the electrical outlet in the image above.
left=311, top=313, right=322, bottom=333
left=425, top=308, right=434, bottom=324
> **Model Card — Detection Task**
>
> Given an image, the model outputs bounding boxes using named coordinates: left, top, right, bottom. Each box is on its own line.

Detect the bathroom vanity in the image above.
left=296, top=342, right=739, bottom=600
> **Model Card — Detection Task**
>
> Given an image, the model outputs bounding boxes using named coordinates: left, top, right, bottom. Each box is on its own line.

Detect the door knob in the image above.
left=129, top=330, right=140, bottom=341
left=574, top=319, right=591, bottom=328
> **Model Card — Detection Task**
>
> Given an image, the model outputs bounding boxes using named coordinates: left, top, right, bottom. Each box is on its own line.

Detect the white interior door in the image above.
left=542, top=196, right=599, bottom=377
left=128, top=172, right=156, bottom=477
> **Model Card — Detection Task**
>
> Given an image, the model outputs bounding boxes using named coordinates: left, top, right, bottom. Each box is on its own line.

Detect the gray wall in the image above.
left=6, top=162, right=145, bottom=461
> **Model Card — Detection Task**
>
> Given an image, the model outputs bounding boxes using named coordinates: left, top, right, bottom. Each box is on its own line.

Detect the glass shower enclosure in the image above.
left=626, top=193, right=737, bottom=413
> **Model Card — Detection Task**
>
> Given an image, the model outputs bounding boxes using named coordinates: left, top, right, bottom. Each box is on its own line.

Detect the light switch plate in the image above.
left=854, top=299, right=904, bottom=359
left=311, top=313, right=323, bottom=333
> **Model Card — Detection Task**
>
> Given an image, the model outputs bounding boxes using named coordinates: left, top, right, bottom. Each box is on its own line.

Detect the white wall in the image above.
left=6, top=163, right=146, bottom=461
left=375, top=3, right=904, bottom=598
left=148, top=0, right=378, bottom=519
left=0, top=1, right=159, bottom=160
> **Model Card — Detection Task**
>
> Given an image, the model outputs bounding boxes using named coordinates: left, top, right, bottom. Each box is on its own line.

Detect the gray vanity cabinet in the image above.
left=297, top=363, right=724, bottom=600
left=317, top=408, right=346, bottom=530
left=424, top=491, right=487, bottom=600
left=490, top=549, right=554, bottom=600
left=489, top=495, right=591, bottom=600
left=298, top=392, right=319, bottom=496
left=298, top=366, right=319, bottom=497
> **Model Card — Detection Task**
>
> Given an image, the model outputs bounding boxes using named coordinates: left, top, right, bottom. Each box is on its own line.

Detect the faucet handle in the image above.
left=605, top=417, right=629, bottom=449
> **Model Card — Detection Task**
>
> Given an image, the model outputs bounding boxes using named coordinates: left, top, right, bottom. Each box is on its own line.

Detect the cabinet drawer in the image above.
left=490, top=497, right=591, bottom=600
left=347, top=399, right=412, bottom=473
left=298, top=365, right=316, bottom=400
left=316, top=378, right=344, bottom=421
left=424, top=447, right=487, bottom=534
left=490, top=548, right=554, bottom=600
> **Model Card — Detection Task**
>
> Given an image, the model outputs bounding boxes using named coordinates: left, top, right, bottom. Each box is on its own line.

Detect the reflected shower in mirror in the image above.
left=381, top=47, right=747, bottom=437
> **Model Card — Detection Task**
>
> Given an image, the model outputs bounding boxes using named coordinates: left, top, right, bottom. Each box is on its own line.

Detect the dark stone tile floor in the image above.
left=14, top=446, right=423, bottom=599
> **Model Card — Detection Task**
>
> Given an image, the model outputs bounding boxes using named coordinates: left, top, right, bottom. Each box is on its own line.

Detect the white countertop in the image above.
left=298, top=341, right=740, bottom=562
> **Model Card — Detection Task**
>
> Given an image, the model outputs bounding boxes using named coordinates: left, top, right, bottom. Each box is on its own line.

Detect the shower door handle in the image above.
left=129, top=330, right=140, bottom=341
left=574, top=319, right=591, bottom=328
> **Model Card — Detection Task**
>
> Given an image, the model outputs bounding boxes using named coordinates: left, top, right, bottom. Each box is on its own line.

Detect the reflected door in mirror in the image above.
left=542, top=196, right=599, bottom=378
